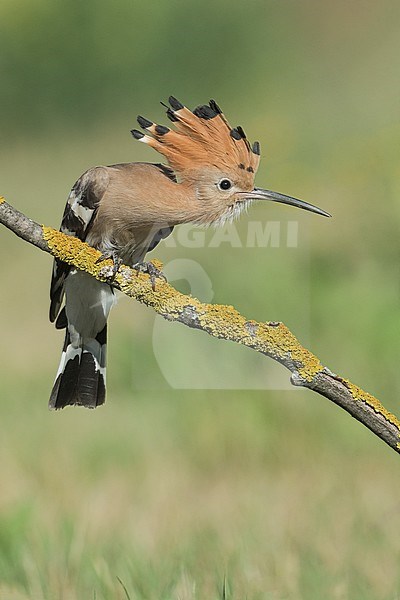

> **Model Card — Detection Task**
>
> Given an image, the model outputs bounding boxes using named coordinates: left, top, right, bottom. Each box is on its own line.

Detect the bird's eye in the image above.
left=218, top=179, right=232, bottom=191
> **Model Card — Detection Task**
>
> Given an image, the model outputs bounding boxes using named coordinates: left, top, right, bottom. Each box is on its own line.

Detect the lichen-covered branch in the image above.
left=1, top=196, right=399, bottom=453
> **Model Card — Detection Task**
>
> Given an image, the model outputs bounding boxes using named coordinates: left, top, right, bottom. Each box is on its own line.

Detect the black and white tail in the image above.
left=49, top=324, right=108, bottom=409
left=49, top=267, right=115, bottom=410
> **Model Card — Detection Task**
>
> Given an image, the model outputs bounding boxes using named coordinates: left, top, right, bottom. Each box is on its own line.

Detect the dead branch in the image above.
left=1, top=196, right=399, bottom=453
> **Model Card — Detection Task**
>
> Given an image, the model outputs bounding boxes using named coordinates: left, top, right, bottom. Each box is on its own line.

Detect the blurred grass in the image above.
left=1, top=0, right=400, bottom=598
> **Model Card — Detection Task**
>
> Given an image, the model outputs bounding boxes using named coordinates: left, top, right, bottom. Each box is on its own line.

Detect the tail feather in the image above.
left=49, top=325, right=107, bottom=410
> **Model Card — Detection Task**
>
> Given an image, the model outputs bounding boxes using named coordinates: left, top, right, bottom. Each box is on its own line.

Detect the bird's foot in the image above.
left=96, top=251, right=123, bottom=281
left=134, top=260, right=166, bottom=291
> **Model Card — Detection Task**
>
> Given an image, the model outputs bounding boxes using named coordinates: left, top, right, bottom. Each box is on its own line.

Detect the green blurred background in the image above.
left=1, top=1, right=400, bottom=598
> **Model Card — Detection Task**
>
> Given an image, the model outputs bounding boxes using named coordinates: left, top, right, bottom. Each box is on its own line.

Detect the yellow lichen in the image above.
left=149, top=258, right=164, bottom=271
left=343, top=379, right=400, bottom=432
left=43, top=226, right=102, bottom=273
left=0, top=196, right=5, bottom=204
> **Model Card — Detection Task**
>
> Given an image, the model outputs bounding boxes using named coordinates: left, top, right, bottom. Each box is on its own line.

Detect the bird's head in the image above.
left=131, top=97, right=330, bottom=224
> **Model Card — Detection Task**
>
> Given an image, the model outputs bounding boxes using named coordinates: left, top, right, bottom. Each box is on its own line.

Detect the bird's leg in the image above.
left=133, top=261, right=167, bottom=291
left=96, top=250, right=123, bottom=281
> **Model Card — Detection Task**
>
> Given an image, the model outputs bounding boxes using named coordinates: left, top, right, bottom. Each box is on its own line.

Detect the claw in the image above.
left=96, top=251, right=123, bottom=281
left=134, top=261, right=167, bottom=291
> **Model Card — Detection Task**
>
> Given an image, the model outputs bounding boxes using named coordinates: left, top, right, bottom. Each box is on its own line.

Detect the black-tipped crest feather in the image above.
left=137, top=115, right=153, bottom=129
left=168, top=96, right=184, bottom=111
left=193, top=104, right=218, bottom=119
left=131, top=129, right=144, bottom=140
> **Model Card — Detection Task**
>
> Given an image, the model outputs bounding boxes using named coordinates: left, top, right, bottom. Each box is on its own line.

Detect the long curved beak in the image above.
left=244, top=187, right=331, bottom=217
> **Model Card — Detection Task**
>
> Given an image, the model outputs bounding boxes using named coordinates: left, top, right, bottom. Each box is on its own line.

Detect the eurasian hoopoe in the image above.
left=49, top=96, right=330, bottom=410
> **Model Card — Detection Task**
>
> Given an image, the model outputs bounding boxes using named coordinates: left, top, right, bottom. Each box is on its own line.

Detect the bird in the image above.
left=49, top=96, right=330, bottom=410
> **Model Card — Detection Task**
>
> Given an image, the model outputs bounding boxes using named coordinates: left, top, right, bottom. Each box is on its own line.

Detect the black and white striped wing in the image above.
left=49, top=168, right=109, bottom=324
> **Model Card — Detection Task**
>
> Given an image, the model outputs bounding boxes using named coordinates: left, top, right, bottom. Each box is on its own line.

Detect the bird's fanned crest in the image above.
left=131, top=97, right=261, bottom=180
